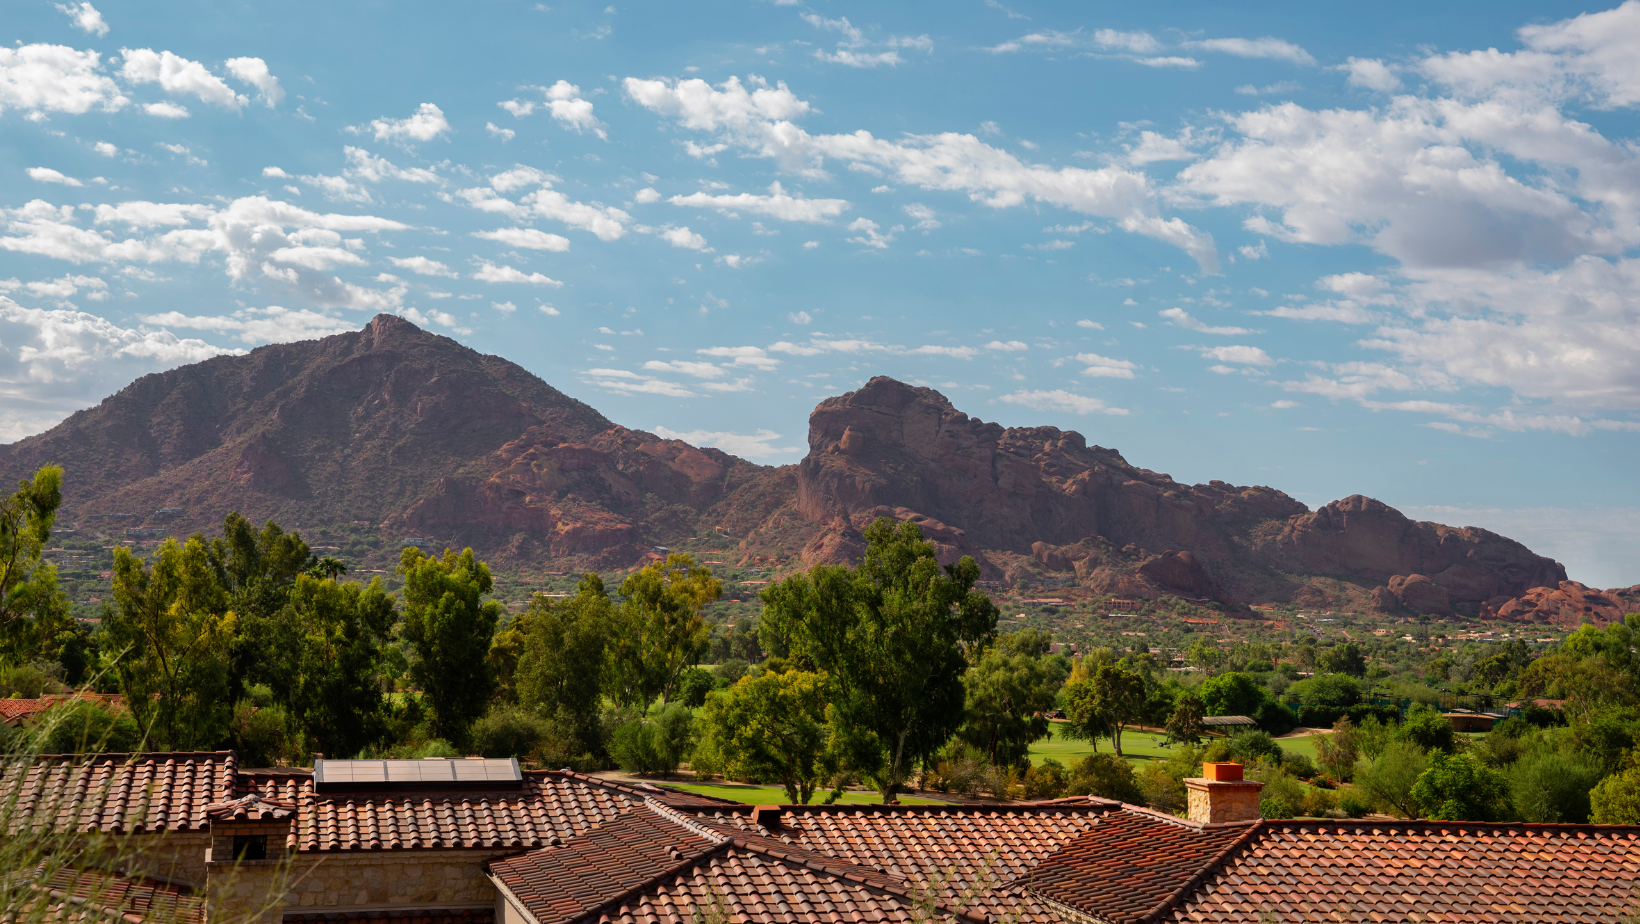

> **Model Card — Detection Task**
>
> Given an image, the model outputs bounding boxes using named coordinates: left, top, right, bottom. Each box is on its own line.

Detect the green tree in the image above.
left=1590, top=766, right=1640, bottom=824
left=285, top=574, right=398, bottom=758
left=1396, top=704, right=1456, bottom=753
left=958, top=639, right=1063, bottom=768
left=1356, top=740, right=1430, bottom=818
left=399, top=547, right=501, bottom=743
left=514, top=574, right=614, bottom=756
left=1411, top=752, right=1512, bottom=821
left=1316, top=642, right=1367, bottom=678
left=1165, top=691, right=1207, bottom=746
left=208, top=513, right=316, bottom=697
left=760, top=518, right=999, bottom=802
left=105, top=537, right=236, bottom=749
left=1314, top=716, right=1360, bottom=781
left=1065, top=753, right=1142, bottom=803
left=1286, top=672, right=1361, bottom=708
left=695, top=669, right=829, bottom=804
left=0, top=466, right=72, bottom=662
left=1064, top=666, right=1146, bottom=756
left=606, top=554, right=721, bottom=711
left=1199, top=671, right=1264, bottom=717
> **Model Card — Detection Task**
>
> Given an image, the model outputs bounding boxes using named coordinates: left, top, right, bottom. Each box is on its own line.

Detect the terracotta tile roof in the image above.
left=0, top=693, right=126, bottom=727
left=1025, top=808, right=1256, bottom=924
left=283, top=912, right=493, bottom=924
left=241, top=769, right=646, bottom=851
left=203, top=792, right=297, bottom=823
left=493, top=802, right=987, bottom=924
left=489, top=804, right=721, bottom=924
left=26, top=863, right=204, bottom=924
left=1, top=752, right=236, bottom=835
left=695, top=801, right=1115, bottom=922
left=1162, top=819, right=1640, bottom=923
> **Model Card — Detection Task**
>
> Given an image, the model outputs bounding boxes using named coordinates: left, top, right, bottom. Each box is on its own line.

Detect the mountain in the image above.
left=1, top=314, right=1619, bottom=623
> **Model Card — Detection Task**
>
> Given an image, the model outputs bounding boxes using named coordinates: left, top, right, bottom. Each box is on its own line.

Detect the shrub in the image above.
left=1508, top=749, right=1602, bottom=823
left=1356, top=740, right=1429, bottom=818
left=229, top=700, right=296, bottom=767
left=0, top=662, right=62, bottom=699
left=1066, top=753, right=1142, bottom=804
left=1337, top=790, right=1371, bottom=818
left=1591, top=767, right=1640, bottom=824
left=1023, top=759, right=1070, bottom=800
left=1301, top=786, right=1338, bottom=818
left=612, top=704, right=695, bottom=776
left=1227, top=730, right=1284, bottom=766
left=1138, top=764, right=1187, bottom=815
left=1248, top=765, right=1304, bottom=819
left=470, top=705, right=554, bottom=759
left=1281, top=752, right=1318, bottom=781
left=38, top=699, right=141, bottom=755
left=713, top=658, right=749, bottom=687
left=1253, top=700, right=1297, bottom=736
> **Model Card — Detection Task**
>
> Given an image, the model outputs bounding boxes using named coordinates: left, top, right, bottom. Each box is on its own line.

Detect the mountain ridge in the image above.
left=1, top=314, right=1626, bottom=624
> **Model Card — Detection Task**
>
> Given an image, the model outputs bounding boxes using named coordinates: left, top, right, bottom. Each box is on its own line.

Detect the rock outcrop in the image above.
left=1484, top=582, right=1640, bottom=626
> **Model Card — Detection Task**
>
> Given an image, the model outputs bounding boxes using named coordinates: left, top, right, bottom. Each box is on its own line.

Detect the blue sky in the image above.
left=3, top=0, right=1639, bottom=585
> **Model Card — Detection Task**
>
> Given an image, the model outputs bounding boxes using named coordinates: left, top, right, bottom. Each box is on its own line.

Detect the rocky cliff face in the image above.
left=1, top=325, right=1598, bottom=614
left=791, top=377, right=1569, bottom=612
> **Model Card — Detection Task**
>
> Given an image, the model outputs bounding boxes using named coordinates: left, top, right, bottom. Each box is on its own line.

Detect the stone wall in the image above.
left=206, top=848, right=511, bottom=922
left=1185, top=779, right=1264, bottom=824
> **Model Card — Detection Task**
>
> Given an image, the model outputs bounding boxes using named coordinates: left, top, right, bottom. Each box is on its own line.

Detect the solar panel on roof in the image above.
left=312, top=757, right=522, bottom=793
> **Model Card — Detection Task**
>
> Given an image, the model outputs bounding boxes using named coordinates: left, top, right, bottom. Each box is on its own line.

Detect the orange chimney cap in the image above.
left=1202, top=761, right=1243, bottom=782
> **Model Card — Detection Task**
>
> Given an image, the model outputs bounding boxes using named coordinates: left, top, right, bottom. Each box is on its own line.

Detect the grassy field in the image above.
left=1028, top=722, right=1324, bottom=767
left=664, top=782, right=944, bottom=805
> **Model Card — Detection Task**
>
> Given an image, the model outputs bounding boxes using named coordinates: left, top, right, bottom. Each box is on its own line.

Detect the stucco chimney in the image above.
left=1185, top=762, right=1264, bottom=824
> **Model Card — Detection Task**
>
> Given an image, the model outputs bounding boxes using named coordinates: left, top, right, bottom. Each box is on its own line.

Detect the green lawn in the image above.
left=1029, top=722, right=1326, bottom=768
left=664, top=782, right=944, bottom=805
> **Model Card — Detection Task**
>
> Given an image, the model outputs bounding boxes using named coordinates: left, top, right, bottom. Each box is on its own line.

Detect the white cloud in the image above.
left=1159, top=307, right=1254, bottom=335
left=643, top=359, right=726, bottom=379
left=489, top=166, right=553, bottom=194
left=268, top=245, right=365, bottom=271
left=541, top=80, right=608, bottom=139
left=1256, top=302, right=1376, bottom=323
left=473, top=260, right=563, bottom=285
left=0, top=44, right=127, bottom=116
left=17, top=274, right=106, bottom=299
left=656, top=225, right=709, bottom=250
left=847, top=217, right=898, bottom=249
left=1000, top=388, right=1128, bottom=415
left=144, top=101, right=189, bottom=119
left=471, top=227, right=571, bottom=251
left=912, top=345, right=979, bottom=358
left=986, top=340, right=1028, bottom=351
left=493, top=300, right=517, bottom=313
left=1238, top=240, right=1268, bottom=260
left=1125, top=130, right=1200, bottom=165
left=1076, top=319, right=1104, bottom=329
left=634, top=187, right=662, bottom=204
left=697, top=345, right=780, bottom=369
left=1183, top=37, right=1316, bottom=66
left=789, top=310, right=812, bottom=324
left=341, top=146, right=440, bottom=185
left=263, top=166, right=290, bottom=179
left=353, top=102, right=450, bottom=144
left=538, top=304, right=560, bottom=316
left=625, top=73, right=1219, bottom=271
left=140, top=306, right=355, bottom=343
left=1340, top=57, right=1401, bottom=91
left=119, top=48, right=245, bottom=109
left=223, top=57, right=283, bottom=107
left=803, top=14, right=931, bottom=68
left=652, top=426, right=799, bottom=457
left=1075, top=352, right=1137, bottom=378
left=389, top=255, right=457, bottom=277
left=669, top=181, right=849, bottom=223
left=56, top=2, right=109, bottom=37
left=582, top=368, right=695, bottom=397
left=27, top=167, right=83, bottom=187
left=1199, top=344, right=1274, bottom=365
left=93, top=141, right=118, bottom=157
left=486, top=122, right=515, bottom=141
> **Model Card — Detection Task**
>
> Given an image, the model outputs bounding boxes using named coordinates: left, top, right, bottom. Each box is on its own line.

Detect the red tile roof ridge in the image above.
left=643, top=796, right=732, bottom=844
left=1134, top=819, right=1265, bottom=924
left=540, top=769, right=740, bottom=807
left=1113, top=801, right=1258, bottom=832
left=1264, top=817, right=1640, bottom=833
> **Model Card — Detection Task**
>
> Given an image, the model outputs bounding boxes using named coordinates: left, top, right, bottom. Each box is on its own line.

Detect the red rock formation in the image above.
left=1486, top=581, right=1636, bottom=626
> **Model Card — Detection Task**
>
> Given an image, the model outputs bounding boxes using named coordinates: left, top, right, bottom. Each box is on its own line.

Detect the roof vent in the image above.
left=752, top=805, right=783, bottom=828
left=313, top=757, right=522, bottom=793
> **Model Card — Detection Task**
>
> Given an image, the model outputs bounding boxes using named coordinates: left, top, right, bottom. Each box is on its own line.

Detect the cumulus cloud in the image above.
left=802, top=14, right=931, bottom=68
left=1183, top=37, right=1316, bottom=65
left=542, top=80, right=607, bottom=139
left=986, top=340, right=1028, bottom=351
left=0, top=45, right=128, bottom=116
left=452, top=171, right=632, bottom=241
left=652, top=426, right=799, bottom=457
left=697, top=345, right=780, bottom=369
left=389, top=255, right=457, bottom=277
left=472, top=260, right=563, bottom=285
left=1340, top=57, right=1401, bottom=91
left=56, top=2, right=109, bottom=37
left=669, top=181, right=850, bottom=223
left=223, top=57, right=283, bottom=107
left=27, top=167, right=83, bottom=187
left=144, top=101, right=188, bottom=118
left=1159, top=307, right=1255, bottom=335
left=1000, top=389, right=1128, bottom=415
left=623, top=73, right=1219, bottom=270
left=1075, top=352, right=1137, bottom=378
left=353, top=102, right=450, bottom=144
left=139, top=306, right=356, bottom=343
left=471, top=227, right=571, bottom=251
left=656, top=225, right=709, bottom=250
left=119, top=48, right=245, bottom=109
left=1199, top=345, right=1274, bottom=365
left=643, top=359, right=726, bottom=379
left=581, top=368, right=696, bottom=398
